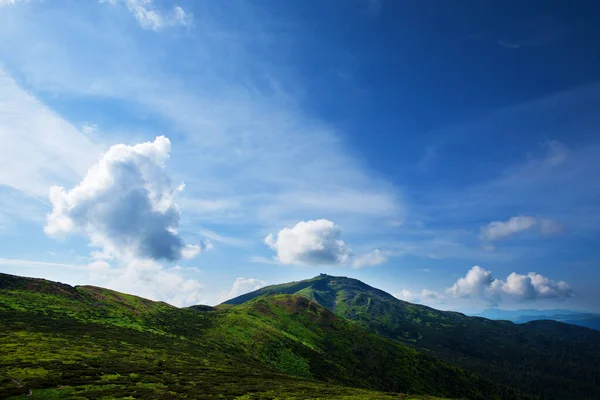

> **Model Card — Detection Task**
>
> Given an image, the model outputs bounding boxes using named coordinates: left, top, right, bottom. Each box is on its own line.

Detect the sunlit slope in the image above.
left=225, top=274, right=600, bottom=400
left=0, top=272, right=524, bottom=400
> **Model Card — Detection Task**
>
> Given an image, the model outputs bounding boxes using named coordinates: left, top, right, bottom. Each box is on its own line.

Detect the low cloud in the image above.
left=265, top=219, right=386, bottom=268
left=446, top=265, right=574, bottom=305
left=394, top=288, right=443, bottom=305
left=221, top=277, right=268, bottom=302
left=45, top=136, right=208, bottom=262
left=99, top=259, right=205, bottom=307
left=395, top=289, right=416, bottom=302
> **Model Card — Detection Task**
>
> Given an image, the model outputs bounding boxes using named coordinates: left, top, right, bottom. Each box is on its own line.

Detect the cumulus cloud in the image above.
left=41, top=136, right=210, bottom=306
left=447, top=265, right=496, bottom=298
left=45, top=136, right=207, bottom=262
left=265, top=219, right=350, bottom=266
left=101, top=0, right=193, bottom=31
left=221, top=277, right=268, bottom=302
left=446, top=265, right=574, bottom=305
left=480, top=215, right=563, bottom=244
left=264, top=219, right=386, bottom=268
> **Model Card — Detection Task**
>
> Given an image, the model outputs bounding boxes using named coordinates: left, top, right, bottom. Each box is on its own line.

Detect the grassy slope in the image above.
left=224, top=274, right=600, bottom=400
left=0, top=272, right=510, bottom=400
left=217, top=295, right=525, bottom=400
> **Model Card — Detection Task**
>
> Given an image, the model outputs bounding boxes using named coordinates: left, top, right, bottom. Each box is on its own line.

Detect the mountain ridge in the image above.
left=225, top=273, right=600, bottom=400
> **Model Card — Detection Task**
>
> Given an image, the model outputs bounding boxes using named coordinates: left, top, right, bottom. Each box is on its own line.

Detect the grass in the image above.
left=0, top=272, right=525, bottom=400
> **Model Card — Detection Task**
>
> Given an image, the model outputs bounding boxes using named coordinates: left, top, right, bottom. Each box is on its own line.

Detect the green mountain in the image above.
left=224, top=274, right=600, bottom=400
left=0, top=272, right=526, bottom=400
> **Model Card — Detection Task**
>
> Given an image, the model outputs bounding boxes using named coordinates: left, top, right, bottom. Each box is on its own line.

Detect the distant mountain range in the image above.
left=2, top=272, right=600, bottom=400
left=474, top=308, right=600, bottom=330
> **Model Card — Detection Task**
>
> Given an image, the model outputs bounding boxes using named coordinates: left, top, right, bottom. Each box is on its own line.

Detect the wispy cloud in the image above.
left=0, top=67, right=100, bottom=198
left=480, top=215, right=562, bottom=244
left=0, top=258, right=91, bottom=271
left=496, top=39, right=522, bottom=49
left=101, top=0, right=193, bottom=31
left=416, top=145, right=439, bottom=173
left=0, top=0, right=29, bottom=6
left=249, top=256, right=279, bottom=265
left=0, top=4, right=402, bottom=236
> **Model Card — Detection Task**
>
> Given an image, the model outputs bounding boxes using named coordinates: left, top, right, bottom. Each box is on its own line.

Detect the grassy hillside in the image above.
left=0, top=273, right=523, bottom=400
left=225, top=274, right=600, bottom=400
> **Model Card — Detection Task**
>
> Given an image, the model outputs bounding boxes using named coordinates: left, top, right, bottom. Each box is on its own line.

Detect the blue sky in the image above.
left=0, top=0, right=599, bottom=312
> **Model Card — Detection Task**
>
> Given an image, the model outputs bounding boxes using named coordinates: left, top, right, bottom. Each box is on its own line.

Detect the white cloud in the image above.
left=102, top=0, right=193, bottom=31
left=480, top=215, right=563, bottom=244
left=265, top=219, right=351, bottom=266
left=446, top=265, right=574, bottom=305
left=38, top=136, right=211, bottom=306
left=480, top=216, right=538, bottom=242
left=181, top=241, right=213, bottom=259
left=265, top=219, right=386, bottom=268
left=447, top=266, right=495, bottom=299
left=45, top=136, right=204, bottom=262
left=221, top=277, right=267, bottom=302
left=527, top=272, right=574, bottom=298
left=100, top=258, right=205, bottom=307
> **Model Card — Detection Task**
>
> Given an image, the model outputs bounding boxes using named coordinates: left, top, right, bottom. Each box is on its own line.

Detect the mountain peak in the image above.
left=223, top=274, right=397, bottom=311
